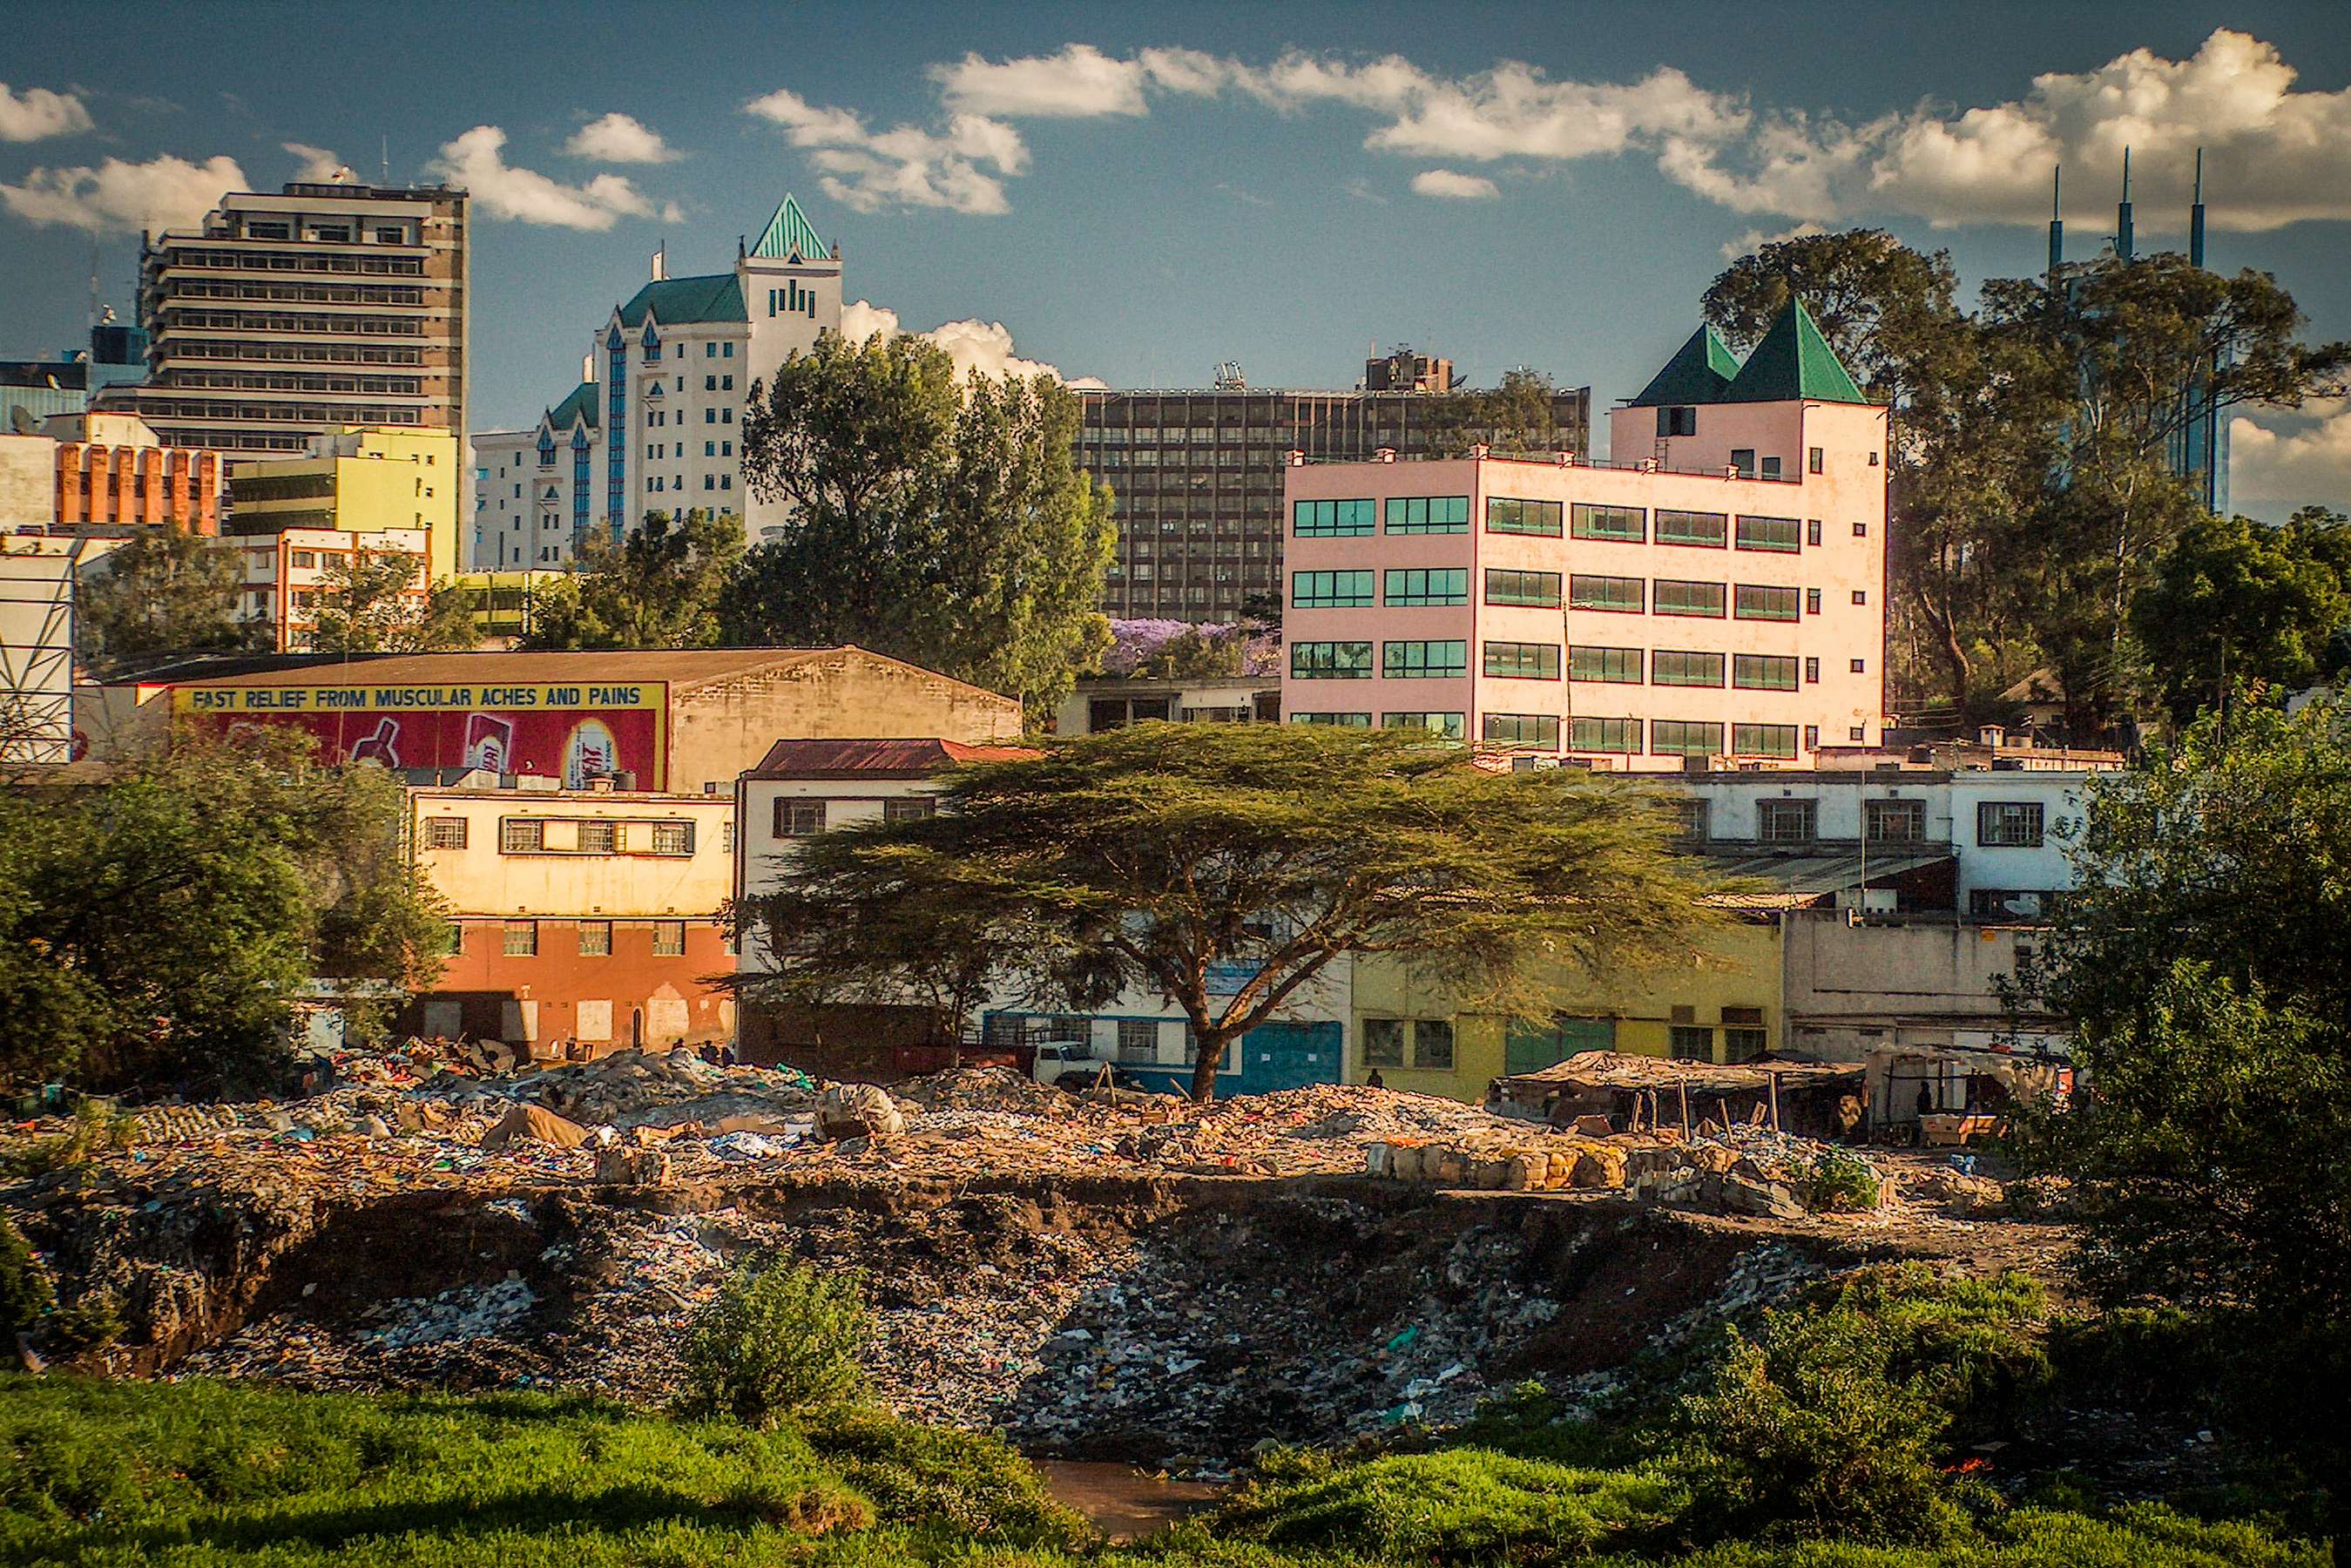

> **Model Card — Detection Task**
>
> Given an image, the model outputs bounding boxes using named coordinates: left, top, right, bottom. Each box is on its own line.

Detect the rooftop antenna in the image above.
left=2115, top=146, right=2134, bottom=261
left=381, top=136, right=389, bottom=186
left=2190, top=147, right=2207, bottom=269
left=2046, top=166, right=2064, bottom=277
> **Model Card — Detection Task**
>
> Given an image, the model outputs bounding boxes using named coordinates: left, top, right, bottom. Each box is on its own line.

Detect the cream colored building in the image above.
left=227, top=425, right=459, bottom=582
left=217, top=524, right=429, bottom=652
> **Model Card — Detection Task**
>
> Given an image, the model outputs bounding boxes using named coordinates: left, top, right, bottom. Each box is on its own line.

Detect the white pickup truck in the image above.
left=1029, top=1041, right=1132, bottom=1091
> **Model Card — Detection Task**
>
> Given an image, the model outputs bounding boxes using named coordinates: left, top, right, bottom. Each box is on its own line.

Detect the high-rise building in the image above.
left=224, top=426, right=460, bottom=581
left=470, top=194, right=841, bottom=571
left=1080, top=355, right=1590, bottom=623
left=1280, top=301, right=1888, bottom=768
left=92, top=176, right=470, bottom=458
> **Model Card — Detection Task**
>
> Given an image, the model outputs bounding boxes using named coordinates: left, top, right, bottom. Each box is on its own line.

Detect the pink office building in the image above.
left=1279, top=301, right=1888, bottom=769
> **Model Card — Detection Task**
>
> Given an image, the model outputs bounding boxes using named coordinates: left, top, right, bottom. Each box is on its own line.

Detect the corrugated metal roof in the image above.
left=1703, top=848, right=1952, bottom=907
left=1502, top=1050, right=1863, bottom=1093
left=747, top=736, right=1039, bottom=778
left=166, top=647, right=868, bottom=694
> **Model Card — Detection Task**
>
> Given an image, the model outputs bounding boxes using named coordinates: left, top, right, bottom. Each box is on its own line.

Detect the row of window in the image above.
left=1293, top=639, right=1861, bottom=685
left=1296, top=497, right=1865, bottom=548
left=1287, top=713, right=1826, bottom=758
left=1291, top=571, right=1848, bottom=618
left=1681, top=798, right=2048, bottom=848
left=494, top=918, right=689, bottom=957
left=773, top=797, right=937, bottom=837
left=425, top=817, right=703, bottom=856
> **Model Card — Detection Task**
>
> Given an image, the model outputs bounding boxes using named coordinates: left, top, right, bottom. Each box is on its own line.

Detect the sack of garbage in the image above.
left=815, top=1082, right=905, bottom=1141
left=480, top=1103, right=591, bottom=1149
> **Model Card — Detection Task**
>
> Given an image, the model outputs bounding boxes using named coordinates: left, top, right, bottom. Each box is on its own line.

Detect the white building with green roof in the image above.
left=470, top=196, right=841, bottom=571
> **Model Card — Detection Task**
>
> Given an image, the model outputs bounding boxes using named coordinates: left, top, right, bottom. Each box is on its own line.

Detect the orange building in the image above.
left=55, top=438, right=224, bottom=532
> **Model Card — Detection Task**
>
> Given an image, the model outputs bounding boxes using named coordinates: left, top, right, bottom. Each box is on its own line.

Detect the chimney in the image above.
left=651, top=244, right=666, bottom=281
left=581, top=351, right=593, bottom=383
left=1978, top=724, right=2007, bottom=749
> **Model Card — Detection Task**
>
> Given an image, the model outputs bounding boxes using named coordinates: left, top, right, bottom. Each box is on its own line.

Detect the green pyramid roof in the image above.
left=1625, top=326, right=1742, bottom=408
left=751, top=194, right=828, bottom=262
left=546, top=381, right=598, bottom=431
left=616, top=273, right=747, bottom=328
left=1719, top=299, right=1870, bottom=404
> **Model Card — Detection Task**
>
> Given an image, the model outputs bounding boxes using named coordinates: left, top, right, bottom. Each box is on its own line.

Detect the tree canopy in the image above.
left=523, top=509, right=745, bottom=651
left=739, top=722, right=1724, bottom=1100
left=721, top=332, right=1113, bottom=713
left=312, top=552, right=478, bottom=654
left=2130, top=506, right=2351, bottom=727
left=74, top=527, right=250, bottom=669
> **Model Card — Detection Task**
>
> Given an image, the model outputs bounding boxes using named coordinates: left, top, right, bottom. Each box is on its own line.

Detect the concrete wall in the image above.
left=0, top=436, right=52, bottom=528
left=667, top=650, right=1023, bottom=793
left=1780, top=914, right=2044, bottom=1061
left=412, top=789, right=734, bottom=918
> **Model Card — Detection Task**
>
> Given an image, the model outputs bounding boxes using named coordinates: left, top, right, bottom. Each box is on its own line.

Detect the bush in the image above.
left=1804, top=1149, right=1882, bottom=1213
left=43, top=1292, right=123, bottom=1357
left=679, top=1254, right=870, bottom=1428
left=0, top=1220, right=51, bottom=1342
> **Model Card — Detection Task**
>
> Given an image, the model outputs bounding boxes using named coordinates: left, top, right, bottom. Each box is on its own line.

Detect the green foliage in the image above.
left=722, top=329, right=1114, bottom=711
left=522, top=509, right=745, bottom=650
left=1130, top=625, right=1245, bottom=681
left=43, top=1292, right=124, bottom=1357
left=740, top=722, right=1724, bottom=1101
left=73, top=526, right=253, bottom=670
left=1422, top=368, right=1577, bottom=457
left=3, top=1100, right=134, bottom=1177
left=1214, top=1449, right=1686, bottom=1562
left=1802, top=1150, right=1882, bottom=1213
left=798, top=1405, right=1089, bottom=1547
left=680, top=1256, right=871, bottom=1428
left=309, top=552, right=479, bottom=653
left=0, top=1220, right=52, bottom=1343
left=2131, top=508, right=2351, bottom=729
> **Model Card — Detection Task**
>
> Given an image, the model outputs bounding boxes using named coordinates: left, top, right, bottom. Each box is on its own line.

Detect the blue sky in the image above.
left=4, top=0, right=2347, bottom=517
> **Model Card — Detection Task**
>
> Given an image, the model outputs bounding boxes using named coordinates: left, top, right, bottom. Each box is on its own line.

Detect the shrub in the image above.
left=0, top=1220, right=52, bottom=1342
left=43, top=1293, right=123, bottom=1357
left=1805, top=1149, right=1882, bottom=1213
left=679, top=1254, right=870, bottom=1429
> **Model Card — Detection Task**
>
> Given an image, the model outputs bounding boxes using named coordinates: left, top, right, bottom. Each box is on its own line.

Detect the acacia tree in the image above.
left=312, top=552, right=477, bottom=654
left=523, top=508, right=744, bottom=650
left=75, top=527, right=249, bottom=668
left=721, top=331, right=1114, bottom=711
left=739, top=723, right=1724, bottom=1100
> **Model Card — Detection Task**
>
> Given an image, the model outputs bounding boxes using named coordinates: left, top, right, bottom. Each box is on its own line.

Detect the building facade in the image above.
left=406, top=776, right=736, bottom=1054
left=218, top=525, right=429, bottom=652
left=94, top=177, right=469, bottom=456
left=0, top=412, right=225, bottom=534
left=470, top=195, right=840, bottom=570
left=1279, top=304, right=1888, bottom=767
left=226, top=426, right=459, bottom=581
left=1079, top=361, right=1591, bottom=624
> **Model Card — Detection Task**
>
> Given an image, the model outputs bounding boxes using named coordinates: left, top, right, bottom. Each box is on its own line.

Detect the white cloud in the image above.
left=564, top=112, right=678, bottom=164
left=0, top=84, right=91, bottom=142
left=429, top=125, right=660, bottom=230
left=0, top=152, right=243, bottom=234
left=1719, top=220, right=1829, bottom=260
left=841, top=298, right=1102, bottom=387
left=1410, top=168, right=1499, bottom=199
left=746, top=89, right=1025, bottom=215
left=931, top=44, right=1149, bottom=118
left=2231, top=402, right=2351, bottom=520
left=283, top=142, right=346, bottom=181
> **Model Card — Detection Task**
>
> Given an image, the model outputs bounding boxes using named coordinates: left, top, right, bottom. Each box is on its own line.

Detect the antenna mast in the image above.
left=2115, top=146, right=2134, bottom=261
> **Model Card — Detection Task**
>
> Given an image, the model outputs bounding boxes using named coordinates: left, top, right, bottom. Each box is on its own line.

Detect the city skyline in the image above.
left=3, top=0, right=2347, bottom=521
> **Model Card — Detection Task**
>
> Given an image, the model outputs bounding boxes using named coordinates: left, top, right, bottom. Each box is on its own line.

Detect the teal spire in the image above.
left=1719, top=298, right=1870, bottom=405
left=1625, top=325, right=1741, bottom=408
left=751, top=194, right=828, bottom=261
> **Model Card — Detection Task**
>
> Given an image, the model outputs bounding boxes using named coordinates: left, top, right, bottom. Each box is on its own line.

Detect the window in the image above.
left=1571, top=504, right=1645, bottom=543
left=1757, top=799, right=1817, bottom=842
left=1807, top=587, right=1823, bottom=614
left=1854, top=521, right=1869, bottom=537
left=1669, top=1025, right=1713, bottom=1060
left=578, top=919, right=612, bottom=956
left=1652, top=650, right=1724, bottom=687
left=1569, top=645, right=1642, bottom=683
left=1761, top=456, right=1781, bottom=480
left=1657, top=405, right=1698, bottom=437
left=1569, top=716, right=1640, bottom=754
left=1294, top=498, right=1375, bottom=537
left=1118, top=1019, right=1159, bottom=1062
left=1850, top=658, right=1868, bottom=674
left=1807, top=518, right=1823, bottom=546
left=1734, top=724, right=1800, bottom=760
left=578, top=821, right=618, bottom=855
left=1653, top=578, right=1726, bottom=618
left=1383, top=639, right=1467, bottom=679
left=1483, top=713, right=1560, bottom=748
left=884, top=796, right=938, bottom=822
left=1808, top=446, right=1824, bottom=474
left=499, top=818, right=544, bottom=853
left=1866, top=800, right=1926, bottom=843
left=1383, top=567, right=1467, bottom=605
left=776, top=799, right=828, bottom=837
left=1485, top=497, right=1562, bottom=536
left=1569, top=574, right=1643, bottom=612
left=1850, top=726, right=1868, bottom=741
left=1383, top=712, right=1465, bottom=739
left=1977, top=801, right=2046, bottom=848
left=1292, top=641, right=1374, bottom=679
left=1724, top=1027, right=1768, bottom=1061
left=423, top=817, right=467, bottom=849
left=1385, top=495, right=1469, bottom=533
left=1733, top=653, right=1799, bottom=691
left=1415, top=1019, right=1456, bottom=1071
left=292, top=550, right=317, bottom=568
left=1734, top=515, right=1801, bottom=552
left=1734, top=584, right=1800, bottom=621
left=1730, top=449, right=1756, bottom=477
left=653, top=920, right=686, bottom=956
left=1363, top=1017, right=1407, bottom=1067
left=1291, top=711, right=1372, bottom=727
left=1485, top=639, right=1561, bottom=677
left=1805, top=657, right=1821, bottom=684
left=1971, top=889, right=2050, bottom=921
left=502, top=919, right=537, bottom=956
left=1852, top=590, right=1868, bottom=605
left=1806, top=724, right=1821, bottom=751
left=1655, top=510, right=1728, bottom=548
left=1673, top=800, right=1710, bottom=841
left=652, top=821, right=694, bottom=855
left=1293, top=569, right=1375, bottom=608
left=1652, top=720, right=1722, bottom=758
left=1483, top=568, right=1562, bottom=607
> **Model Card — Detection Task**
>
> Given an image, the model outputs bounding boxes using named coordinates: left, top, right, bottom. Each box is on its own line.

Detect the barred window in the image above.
left=1292, top=569, right=1375, bottom=608
left=502, top=919, right=537, bottom=956
left=1732, top=653, right=1800, bottom=690
left=499, top=817, right=544, bottom=853
left=1382, top=639, right=1468, bottom=679
left=1484, top=497, right=1563, bottom=536
left=1867, top=800, right=1926, bottom=842
left=1382, top=567, right=1467, bottom=605
left=1652, top=650, right=1725, bottom=686
left=1569, top=575, right=1643, bottom=612
left=1734, top=724, right=1800, bottom=759
left=423, top=817, right=468, bottom=849
left=1734, top=584, right=1801, bottom=621
left=1653, top=579, right=1726, bottom=618
left=1655, top=510, right=1728, bottom=548
left=577, top=821, right=618, bottom=855
left=652, top=920, right=686, bottom=956
left=883, top=796, right=937, bottom=822
left=652, top=821, right=694, bottom=855
left=1568, top=645, right=1642, bottom=683
left=775, top=799, right=827, bottom=837
left=1652, top=720, right=1723, bottom=758
left=1483, top=713, right=1560, bottom=747
left=1385, top=495, right=1469, bottom=533
left=1483, top=641, right=1561, bottom=679
left=1483, top=568, right=1562, bottom=608
left=1571, top=504, right=1645, bottom=543
left=1292, top=640, right=1375, bottom=679
left=578, top=919, right=612, bottom=956
left=1293, top=498, right=1375, bottom=537
left=1734, top=514, right=1802, bottom=552
left=1569, top=716, right=1639, bottom=754
left=1976, top=801, right=2045, bottom=848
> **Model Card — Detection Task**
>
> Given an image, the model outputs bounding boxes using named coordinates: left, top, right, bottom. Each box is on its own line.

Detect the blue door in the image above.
left=1245, top=1021, right=1341, bottom=1092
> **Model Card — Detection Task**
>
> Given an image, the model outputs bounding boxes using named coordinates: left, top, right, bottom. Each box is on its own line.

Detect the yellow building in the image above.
left=226, top=426, right=459, bottom=582
left=1348, top=916, right=1786, bottom=1103
left=450, top=569, right=567, bottom=642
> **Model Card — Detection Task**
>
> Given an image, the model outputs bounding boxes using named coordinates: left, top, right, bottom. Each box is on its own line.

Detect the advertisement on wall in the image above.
left=172, top=681, right=668, bottom=788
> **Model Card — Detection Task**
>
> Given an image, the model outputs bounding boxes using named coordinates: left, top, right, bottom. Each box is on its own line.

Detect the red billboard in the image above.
left=173, top=680, right=669, bottom=788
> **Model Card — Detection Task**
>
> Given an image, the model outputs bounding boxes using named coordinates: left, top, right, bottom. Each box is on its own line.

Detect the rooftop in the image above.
left=546, top=382, right=598, bottom=432
left=154, top=647, right=956, bottom=695
left=615, top=274, right=747, bottom=329
left=747, top=736, right=1040, bottom=779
